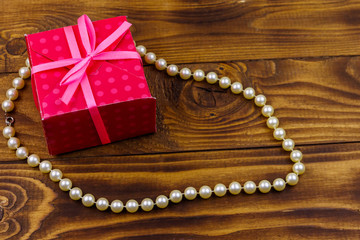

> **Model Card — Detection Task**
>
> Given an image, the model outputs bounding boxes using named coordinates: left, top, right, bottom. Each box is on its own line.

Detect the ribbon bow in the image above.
left=31, top=15, right=141, bottom=144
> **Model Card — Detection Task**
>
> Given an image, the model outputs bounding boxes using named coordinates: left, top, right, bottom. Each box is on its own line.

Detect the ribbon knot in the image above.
left=31, top=15, right=142, bottom=145
left=88, top=52, right=96, bottom=58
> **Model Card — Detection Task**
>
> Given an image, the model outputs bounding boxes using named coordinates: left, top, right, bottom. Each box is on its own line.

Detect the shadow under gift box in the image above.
left=25, top=16, right=156, bottom=155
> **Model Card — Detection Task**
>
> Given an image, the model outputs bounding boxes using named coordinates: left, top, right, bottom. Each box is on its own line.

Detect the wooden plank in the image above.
left=1, top=1, right=360, bottom=239
left=0, top=142, right=359, bottom=239
left=3, top=0, right=360, bottom=72
left=0, top=56, right=360, bottom=161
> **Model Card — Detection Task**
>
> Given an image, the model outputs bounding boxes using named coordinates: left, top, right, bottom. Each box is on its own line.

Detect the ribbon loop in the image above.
left=77, top=15, right=96, bottom=54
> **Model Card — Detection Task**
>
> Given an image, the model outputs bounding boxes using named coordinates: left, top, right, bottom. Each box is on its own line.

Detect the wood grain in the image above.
left=1, top=0, right=360, bottom=239
left=3, top=1, right=360, bottom=72
left=0, top=57, right=359, bottom=161
left=1, top=142, right=360, bottom=239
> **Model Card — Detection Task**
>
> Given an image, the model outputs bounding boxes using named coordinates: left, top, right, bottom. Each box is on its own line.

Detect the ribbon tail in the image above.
left=60, top=57, right=91, bottom=85
left=60, top=81, right=80, bottom=105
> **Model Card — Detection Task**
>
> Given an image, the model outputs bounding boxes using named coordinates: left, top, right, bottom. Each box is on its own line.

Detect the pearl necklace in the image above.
left=2, top=42, right=305, bottom=214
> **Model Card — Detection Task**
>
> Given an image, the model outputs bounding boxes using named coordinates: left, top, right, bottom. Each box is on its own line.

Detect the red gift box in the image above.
left=25, top=15, right=156, bottom=155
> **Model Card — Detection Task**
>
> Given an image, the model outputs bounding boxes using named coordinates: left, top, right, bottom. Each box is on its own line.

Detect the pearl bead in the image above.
left=155, top=195, right=169, bottom=208
left=219, top=77, right=231, bottom=89
left=27, top=154, right=40, bottom=167
left=254, top=95, right=267, bottom=107
left=144, top=52, right=156, bottom=64
left=231, top=82, right=243, bottom=94
left=49, top=169, right=63, bottom=182
left=282, top=138, right=295, bottom=151
left=199, top=185, right=212, bottom=199
left=286, top=173, right=299, bottom=186
left=273, top=128, right=286, bottom=140
left=110, top=200, right=124, bottom=213
left=25, top=58, right=30, bottom=68
left=258, top=180, right=271, bottom=193
left=12, top=77, right=25, bottom=89
left=243, top=181, right=256, bottom=194
left=15, top=146, right=28, bottom=159
left=82, top=193, right=95, bottom=207
left=59, top=178, right=72, bottom=191
left=266, top=116, right=279, bottom=129
left=290, top=150, right=303, bottom=162
left=228, top=181, right=241, bottom=195
left=19, top=67, right=30, bottom=79
left=141, top=198, right=154, bottom=212
left=3, top=126, right=15, bottom=139
left=179, top=68, right=192, bottom=80
left=155, top=58, right=167, bottom=70
left=6, top=88, right=19, bottom=101
left=2, top=100, right=14, bottom=112
left=184, top=187, right=197, bottom=200
left=136, top=45, right=147, bottom=57
left=206, top=72, right=218, bottom=84
left=96, top=197, right=109, bottom=211
left=169, top=190, right=183, bottom=203
left=7, top=137, right=20, bottom=149
left=136, top=45, right=146, bottom=57
left=273, top=178, right=286, bottom=191
left=293, top=162, right=305, bottom=175
left=69, top=187, right=82, bottom=200
left=39, top=160, right=52, bottom=173
left=193, top=69, right=205, bottom=81
left=214, top=183, right=227, bottom=197
left=126, top=199, right=139, bottom=213
left=262, top=105, right=274, bottom=117
left=243, top=87, right=255, bottom=99
left=166, top=64, right=178, bottom=76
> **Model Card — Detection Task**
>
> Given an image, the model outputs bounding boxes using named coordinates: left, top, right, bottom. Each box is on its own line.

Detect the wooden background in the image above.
left=1, top=0, right=360, bottom=239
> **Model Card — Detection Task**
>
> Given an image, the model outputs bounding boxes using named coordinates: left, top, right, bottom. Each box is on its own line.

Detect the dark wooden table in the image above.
left=1, top=1, right=360, bottom=239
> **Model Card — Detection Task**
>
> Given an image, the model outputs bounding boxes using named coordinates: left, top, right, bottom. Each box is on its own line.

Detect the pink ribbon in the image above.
left=31, top=15, right=141, bottom=145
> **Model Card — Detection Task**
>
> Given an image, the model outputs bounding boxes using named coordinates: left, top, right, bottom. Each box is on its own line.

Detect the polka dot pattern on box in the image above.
left=26, top=15, right=156, bottom=156
left=43, top=98, right=156, bottom=155
left=29, top=30, right=150, bottom=118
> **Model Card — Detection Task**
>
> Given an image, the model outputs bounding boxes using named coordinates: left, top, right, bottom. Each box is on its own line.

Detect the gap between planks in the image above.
left=2, top=140, right=358, bottom=164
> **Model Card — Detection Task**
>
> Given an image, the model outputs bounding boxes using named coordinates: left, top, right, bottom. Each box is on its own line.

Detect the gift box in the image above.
left=25, top=15, right=156, bottom=155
